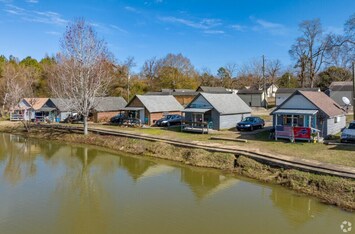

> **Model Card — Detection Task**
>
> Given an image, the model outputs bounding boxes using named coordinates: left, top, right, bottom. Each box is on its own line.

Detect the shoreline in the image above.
left=0, top=122, right=354, bottom=211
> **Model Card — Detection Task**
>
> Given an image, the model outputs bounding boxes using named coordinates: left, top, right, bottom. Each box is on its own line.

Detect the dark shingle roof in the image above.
left=276, top=88, right=320, bottom=94
left=329, top=81, right=353, bottom=91
left=196, top=86, right=231, bottom=93
left=93, top=97, right=127, bottom=112
left=50, top=98, right=72, bottom=112
left=237, top=89, right=264, bottom=94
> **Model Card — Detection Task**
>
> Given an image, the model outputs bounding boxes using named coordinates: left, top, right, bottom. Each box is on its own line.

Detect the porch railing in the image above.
left=181, top=121, right=209, bottom=134
left=10, top=113, right=25, bottom=121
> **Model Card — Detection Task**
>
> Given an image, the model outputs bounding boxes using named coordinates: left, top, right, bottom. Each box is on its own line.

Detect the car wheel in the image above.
left=250, top=126, right=254, bottom=131
left=261, top=124, right=264, bottom=129
left=167, top=122, right=170, bottom=127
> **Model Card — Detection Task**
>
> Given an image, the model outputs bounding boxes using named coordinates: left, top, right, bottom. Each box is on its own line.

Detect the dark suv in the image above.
left=236, top=116, right=265, bottom=131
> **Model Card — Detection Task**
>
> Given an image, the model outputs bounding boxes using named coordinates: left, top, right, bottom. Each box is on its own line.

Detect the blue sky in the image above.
left=0, top=0, right=354, bottom=74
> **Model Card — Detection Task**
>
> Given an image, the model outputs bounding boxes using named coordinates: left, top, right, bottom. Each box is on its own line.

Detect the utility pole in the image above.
left=262, top=55, right=267, bottom=109
left=353, top=62, right=355, bottom=120
left=127, top=73, right=130, bottom=102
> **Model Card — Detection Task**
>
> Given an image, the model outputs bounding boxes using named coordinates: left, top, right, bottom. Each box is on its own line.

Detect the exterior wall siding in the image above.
left=174, top=95, right=196, bottom=107
left=94, top=111, right=119, bottom=123
left=281, top=94, right=317, bottom=109
left=188, top=95, right=212, bottom=108
left=276, top=93, right=291, bottom=106
left=219, top=113, right=251, bottom=130
left=238, top=94, right=263, bottom=107
left=326, top=115, right=346, bottom=136
left=148, top=111, right=181, bottom=125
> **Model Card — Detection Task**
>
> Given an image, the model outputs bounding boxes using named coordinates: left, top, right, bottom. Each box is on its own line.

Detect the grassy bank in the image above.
left=0, top=122, right=354, bottom=211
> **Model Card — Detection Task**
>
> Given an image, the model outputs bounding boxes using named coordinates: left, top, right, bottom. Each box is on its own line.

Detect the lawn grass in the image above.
left=89, top=122, right=355, bottom=168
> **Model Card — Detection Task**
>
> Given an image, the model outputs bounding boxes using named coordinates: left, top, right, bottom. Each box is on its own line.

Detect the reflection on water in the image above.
left=0, top=133, right=353, bottom=234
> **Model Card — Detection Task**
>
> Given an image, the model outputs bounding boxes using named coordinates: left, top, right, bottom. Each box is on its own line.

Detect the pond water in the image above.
left=0, top=133, right=353, bottom=234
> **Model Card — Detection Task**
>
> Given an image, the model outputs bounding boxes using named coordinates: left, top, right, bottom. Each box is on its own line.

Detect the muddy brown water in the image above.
left=0, top=133, right=353, bottom=234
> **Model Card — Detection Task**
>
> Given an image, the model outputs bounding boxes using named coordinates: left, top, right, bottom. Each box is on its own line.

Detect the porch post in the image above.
left=275, top=114, right=278, bottom=140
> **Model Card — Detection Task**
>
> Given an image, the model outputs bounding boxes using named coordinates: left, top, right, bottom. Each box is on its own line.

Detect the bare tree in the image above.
left=266, top=59, right=282, bottom=83
left=141, top=57, right=160, bottom=90
left=237, top=58, right=263, bottom=89
left=51, top=19, right=114, bottom=135
left=289, top=19, right=332, bottom=88
left=0, top=63, right=36, bottom=114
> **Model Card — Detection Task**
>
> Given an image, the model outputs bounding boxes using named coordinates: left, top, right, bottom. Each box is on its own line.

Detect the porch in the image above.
left=272, top=109, right=321, bottom=142
left=118, top=107, right=145, bottom=126
left=181, top=108, right=212, bottom=134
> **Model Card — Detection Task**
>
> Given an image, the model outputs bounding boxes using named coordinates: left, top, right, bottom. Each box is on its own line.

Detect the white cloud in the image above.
left=45, top=31, right=60, bottom=36
left=250, top=17, right=288, bottom=35
left=158, top=16, right=222, bottom=30
left=204, top=30, right=225, bottom=34
left=26, top=0, right=39, bottom=3
left=124, top=6, right=140, bottom=13
left=4, top=4, right=67, bottom=26
left=230, top=24, right=246, bottom=32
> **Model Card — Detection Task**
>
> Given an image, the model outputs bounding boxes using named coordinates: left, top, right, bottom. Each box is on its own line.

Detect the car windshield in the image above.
left=349, top=123, right=355, bottom=129
left=244, top=117, right=256, bottom=122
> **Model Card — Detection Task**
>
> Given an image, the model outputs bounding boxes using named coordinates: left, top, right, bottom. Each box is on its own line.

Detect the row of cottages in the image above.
left=10, top=97, right=127, bottom=123
left=182, top=93, right=252, bottom=131
left=123, top=95, right=183, bottom=125
left=271, top=90, right=346, bottom=141
left=326, top=81, right=353, bottom=107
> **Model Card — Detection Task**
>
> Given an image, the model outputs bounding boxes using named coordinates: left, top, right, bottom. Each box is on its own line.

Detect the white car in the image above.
left=340, top=121, right=355, bottom=143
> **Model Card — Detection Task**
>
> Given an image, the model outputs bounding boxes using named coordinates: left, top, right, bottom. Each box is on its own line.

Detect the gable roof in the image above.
left=24, top=98, right=49, bottom=110
left=196, top=86, right=231, bottom=93
left=132, top=95, right=183, bottom=113
left=50, top=98, right=72, bottom=112
left=329, top=81, right=353, bottom=91
left=272, top=90, right=344, bottom=117
left=195, top=93, right=252, bottom=115
left=276, top=88, right=320, bottom=94
left=93, top=97, right=127, bottom=112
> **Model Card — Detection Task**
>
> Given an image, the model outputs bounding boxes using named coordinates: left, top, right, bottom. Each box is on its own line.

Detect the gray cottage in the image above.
left=326, top=81, right=353, bottom=107
left=182, top=93, right=252, bottom=131
left=237, top=89, right=266, bottom=107
left=50, top=98, right=73, bottom=122
left=271, top=90, right=346, bottom=141
left=92, top=97, right=127, bottom=122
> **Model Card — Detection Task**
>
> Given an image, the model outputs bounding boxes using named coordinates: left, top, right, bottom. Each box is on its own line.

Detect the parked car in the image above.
left=340, top=121, right=355, bottom=143
left=236, top=116, right=265, bottom=131
left=61, top=113, right=84, bottom=124
left=155, top=114, right=184, bottom=127
left=110, top=114, right=125, bottom=124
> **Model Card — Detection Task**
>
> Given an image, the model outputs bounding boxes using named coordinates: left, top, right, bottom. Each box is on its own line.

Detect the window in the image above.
left=282, top=115, right=304, bottom=127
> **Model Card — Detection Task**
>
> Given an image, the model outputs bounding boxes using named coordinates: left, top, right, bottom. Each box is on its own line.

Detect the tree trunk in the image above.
left=83, top=116, right=88, bottom=135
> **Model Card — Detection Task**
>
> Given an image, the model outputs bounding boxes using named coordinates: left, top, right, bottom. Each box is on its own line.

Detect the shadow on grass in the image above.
left=328, top=144, right=355, bottom=151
